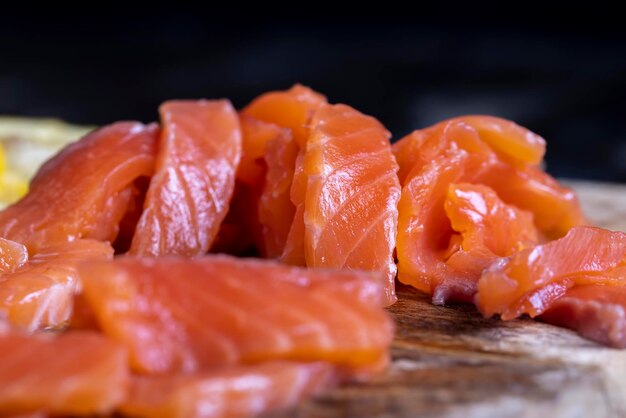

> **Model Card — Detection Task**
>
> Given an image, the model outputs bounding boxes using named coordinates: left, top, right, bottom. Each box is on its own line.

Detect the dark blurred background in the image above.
left=1, top=13, right=625, bottom=181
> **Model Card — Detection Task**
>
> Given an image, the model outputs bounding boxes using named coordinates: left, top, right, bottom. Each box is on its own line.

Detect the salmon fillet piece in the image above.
left=540, top=285, right=626, bottom=348
left=394, top=117, right=584, bottom=304
left=120, top=361, right=335, bottom=418
left=301, top=103, right=401, bottom=305
left=476, top=226, right=626, bottom=319
left=130, top=100, right=241, bottom=257
left=242, top=84, right=327, bottom=147
left=243, top=85, right=326, bottom=264
left=80, top=255, right=393, bottom=374
left=0, top=239, right=113, bottom=330
left=258, top=127, right=298, bottom=258
left=0, top=122, right=158, bottom=253
left=0, top=331, right=128, bottom=416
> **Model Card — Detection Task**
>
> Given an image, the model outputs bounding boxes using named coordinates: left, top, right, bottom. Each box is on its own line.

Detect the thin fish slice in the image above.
left=258, top=128, right=298, bottom=258
left=450, top=115, right=546, bottom=166
left=540, top=284, right=626, bottom=348
left=242, top=84, right=326, bottom=147
left=0, top=331, right=128, bottom=416
left=476, top=226, right=626, bottom=319
left=130, top=100, right=241, bottom=257
left=243, top=85, right=327, bottom=264
left=302, top=103, right=401, bottom=305
left=80, top=255, right=394, bottom=374
left=430, top=183, right=540, bottom=302
left=120, top=361, right=335, bottom=418
left=0, top=239, right=113, bottom=330
left=0, top=122, right=158, bottom=252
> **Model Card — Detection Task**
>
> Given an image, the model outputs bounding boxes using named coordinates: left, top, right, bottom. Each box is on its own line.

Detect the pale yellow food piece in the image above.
left=0, top=170, right=28, bottom=204
left=0, top=144, right=5, bottom=174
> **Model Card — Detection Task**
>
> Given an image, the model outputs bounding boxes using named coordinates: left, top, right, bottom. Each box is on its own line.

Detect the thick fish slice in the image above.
left=302, top=103, right=401, bottom=305
left=475, top=226, right=626, bottom=319
left=80, top=256, right=393, bottom=374
left=120, top=361, right=335, bottom=418
left=540, top=285, right=626, bottom=348
left=0, top=240, right=113, bottom=330
left=0, top=122, right=158, bottom=252
left=394, top=118, right=584, bottom=304
left=0, top=331, right=128, bottom=416
left=129, top=100, right=241, bottom=257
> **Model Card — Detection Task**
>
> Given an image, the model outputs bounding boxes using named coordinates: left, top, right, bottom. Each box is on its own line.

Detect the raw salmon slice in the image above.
left=395, top=125, right=501, bottom=302
left=301, top=103, right=401, bottom=305
left=392, top=118, right=494, bottom=185
left=242, top=84, right=327, bottom=147
left=120, top=361, right=335, bottom=418
left=243, top=85, right=327, bottom=263
left=475, top=226, right=626, bottom=319
left=212, top=117, right=287, bottom=256
left=4, top=412, right=46, bottom=418
left=80, top=256, right=393, bottom=374
left=449, top=115, right=546, bottom=166
left=129, top=100, right=241, bottom=257
left=281, top=148, right=308, bottom=265
left=445, top=184, right=539, bottom=259
left=0, top=239, right=113, bottom=330
left=392, top=116, right=545, bottom=182
left=394, top=118, right=584, bottom=303
left=394, top=118, right=584, bottom=238
left=0, top=122, right=158, bottom=253
left=258, top=127, right=298, bottom=258
left=237, top=116, right=286, bottom=187
left=0, top=331, right=128, bottom=416
left=481, top=163, right=585, bottom=239
left=433, top=183, right=540, bottom=301
left=540, top=285, right=626, bottom=348
left=280, top=204, right=307, bottom=266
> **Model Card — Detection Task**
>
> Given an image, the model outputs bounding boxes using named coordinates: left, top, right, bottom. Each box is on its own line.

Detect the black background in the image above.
left=2, top=13, right=625, bottom=181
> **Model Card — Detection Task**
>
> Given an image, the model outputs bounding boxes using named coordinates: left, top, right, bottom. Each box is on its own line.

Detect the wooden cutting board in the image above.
left=276, top=181, right=626, bottom=418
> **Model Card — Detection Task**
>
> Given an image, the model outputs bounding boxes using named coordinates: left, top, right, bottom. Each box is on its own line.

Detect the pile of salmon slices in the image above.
left=392, top=116, right=626, bottom=347
left=0, top=85, right=624, bottom=417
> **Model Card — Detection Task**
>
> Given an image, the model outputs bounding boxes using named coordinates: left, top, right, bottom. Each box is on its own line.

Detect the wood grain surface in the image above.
left=275, top=181, right=626, bottom=418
